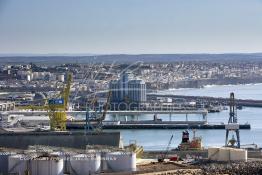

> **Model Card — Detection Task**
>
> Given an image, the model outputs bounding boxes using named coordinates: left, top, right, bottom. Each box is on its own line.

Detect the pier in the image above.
left=66, top=121, right=251, bottom=130
left=66, top=122, right=251, bottom=130
left=5, top=109, right=208, bottom=116
left=4, top=109, right=208, bottom=123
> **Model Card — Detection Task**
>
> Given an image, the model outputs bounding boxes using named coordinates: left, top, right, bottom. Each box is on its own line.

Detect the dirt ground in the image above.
left=103, top=159, right=262, bottom=175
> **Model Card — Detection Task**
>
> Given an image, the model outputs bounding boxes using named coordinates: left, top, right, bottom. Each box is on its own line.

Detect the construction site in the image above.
left=0, top=72, right=262, bottom=175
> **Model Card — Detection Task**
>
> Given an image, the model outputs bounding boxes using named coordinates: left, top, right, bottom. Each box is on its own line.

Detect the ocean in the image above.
left=106, top=84, right=262, bottom=150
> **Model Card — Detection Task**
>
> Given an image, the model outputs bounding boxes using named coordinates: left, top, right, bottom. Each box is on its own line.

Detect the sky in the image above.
left=0, top=0, right=262, bottom=55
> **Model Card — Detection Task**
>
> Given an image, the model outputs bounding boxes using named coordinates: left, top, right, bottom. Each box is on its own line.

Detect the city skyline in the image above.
left=0, top=0, right=262, bottom=54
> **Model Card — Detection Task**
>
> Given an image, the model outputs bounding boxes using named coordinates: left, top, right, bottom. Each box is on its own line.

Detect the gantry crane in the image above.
left=225, top=92, right=240, bottom=148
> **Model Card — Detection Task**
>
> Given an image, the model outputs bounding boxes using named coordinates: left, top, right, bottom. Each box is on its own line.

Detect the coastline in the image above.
left=155, top=83, right=262, bottom=100
left=167, top=82, right=262, bottom=91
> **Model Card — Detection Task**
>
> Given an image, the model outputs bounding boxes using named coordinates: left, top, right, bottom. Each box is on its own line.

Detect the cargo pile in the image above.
left=200, top=161, right=262, bottom=175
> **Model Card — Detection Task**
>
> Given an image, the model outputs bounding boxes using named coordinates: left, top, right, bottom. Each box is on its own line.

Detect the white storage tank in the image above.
left=8, top=154, right=28, bottom=175
left=70, top=153, right=101, bottom=175
left=0, top=152, right=14, bottom=175
left=31, top=156, right=64, bottom=175
left=105, top=152, right=136, bottom=172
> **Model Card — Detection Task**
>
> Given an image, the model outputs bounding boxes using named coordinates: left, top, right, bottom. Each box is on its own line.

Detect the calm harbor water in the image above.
left=159, top=83, right=262, bottom=100
left=106, top=84, right=262, bottom=150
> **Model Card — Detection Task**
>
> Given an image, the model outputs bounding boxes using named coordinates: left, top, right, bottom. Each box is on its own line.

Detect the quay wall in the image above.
left=0, top=131, right=120, bottom=149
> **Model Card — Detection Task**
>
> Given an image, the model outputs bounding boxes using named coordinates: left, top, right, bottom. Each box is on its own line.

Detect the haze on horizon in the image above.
left=0, top=0, right=262, bottom=55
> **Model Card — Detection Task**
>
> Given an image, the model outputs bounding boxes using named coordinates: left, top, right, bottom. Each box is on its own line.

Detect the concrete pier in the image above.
left=102, top=124, right=251, bottom=129
left=66, top=121, right=251, bottom=130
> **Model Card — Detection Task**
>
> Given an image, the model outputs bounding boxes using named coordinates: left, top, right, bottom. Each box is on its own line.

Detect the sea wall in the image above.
left=0, top=131, right=120, bottom=149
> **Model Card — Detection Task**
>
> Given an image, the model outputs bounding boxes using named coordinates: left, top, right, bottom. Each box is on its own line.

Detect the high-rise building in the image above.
left=109, top=72, right=146, bottom=103
left=128, top=80, right=147, bottom=102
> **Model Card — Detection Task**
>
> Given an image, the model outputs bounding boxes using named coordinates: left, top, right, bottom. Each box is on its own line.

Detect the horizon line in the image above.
left=1, top=52, right=262, bottom=57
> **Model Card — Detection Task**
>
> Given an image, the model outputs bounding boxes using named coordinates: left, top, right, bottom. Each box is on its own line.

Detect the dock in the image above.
left=66, top=121, right=251, bottom=130
left=5, top=109, right=208, bottom=116
left=101, top=124, right=250, bottom=129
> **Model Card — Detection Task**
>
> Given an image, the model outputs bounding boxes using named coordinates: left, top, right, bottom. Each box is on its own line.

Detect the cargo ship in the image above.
left=177, top=130, right=202, bottom=150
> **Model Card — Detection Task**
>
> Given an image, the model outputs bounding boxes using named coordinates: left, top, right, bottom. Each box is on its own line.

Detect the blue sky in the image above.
left=0, top=0, right=262, bottom=54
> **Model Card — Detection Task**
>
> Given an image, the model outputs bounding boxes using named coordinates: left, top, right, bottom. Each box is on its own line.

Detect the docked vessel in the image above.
left=177, top=130, right=202, bottom=150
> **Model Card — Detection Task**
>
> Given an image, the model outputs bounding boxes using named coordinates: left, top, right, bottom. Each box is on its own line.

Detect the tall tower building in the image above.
left=128, top=80, right=147, bottom=102
left=109, top=72, right=146, bottom=103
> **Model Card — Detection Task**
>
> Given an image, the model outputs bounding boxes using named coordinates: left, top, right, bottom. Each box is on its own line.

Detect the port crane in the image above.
left=18, top=73, right=72, bottom=131
left=17, top=63, right=113, bottom=132
left=225, top=92, right=240, bottom=148
left=85, top=90, right=112, bottom=132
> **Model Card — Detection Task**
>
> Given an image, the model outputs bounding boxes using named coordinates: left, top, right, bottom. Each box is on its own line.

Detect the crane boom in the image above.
left=158, top=135, right=174, bottom=162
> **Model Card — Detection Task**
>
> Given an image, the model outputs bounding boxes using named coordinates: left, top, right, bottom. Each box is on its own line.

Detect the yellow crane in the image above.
left=18, top=73, right=72, bottom=131
left=48, top=72, right=72, bottom=130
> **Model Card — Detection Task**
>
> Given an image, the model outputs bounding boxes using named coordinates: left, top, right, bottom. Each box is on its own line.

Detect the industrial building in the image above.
left=109, top=71, right=146, bottom=104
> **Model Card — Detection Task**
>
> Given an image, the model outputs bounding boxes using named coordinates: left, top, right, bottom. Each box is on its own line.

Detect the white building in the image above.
left=57, top=74, right=65, bottom=82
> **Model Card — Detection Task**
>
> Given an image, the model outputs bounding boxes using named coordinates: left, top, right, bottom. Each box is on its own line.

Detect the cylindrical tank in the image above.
left=105, top=152, right=136, bottom=172
left=31, top=157, right=64, bottom=175
left=0, top=152, right=14, bottom=175
left=8, top=154, right=28, bottom=175
left=70, top=153, right=101, bottom=175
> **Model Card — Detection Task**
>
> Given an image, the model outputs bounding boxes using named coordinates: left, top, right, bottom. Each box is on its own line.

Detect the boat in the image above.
left=177, top=130, right=202, bottom=150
